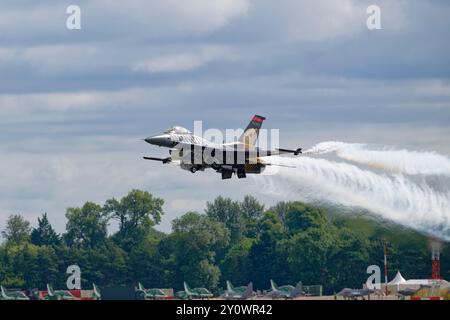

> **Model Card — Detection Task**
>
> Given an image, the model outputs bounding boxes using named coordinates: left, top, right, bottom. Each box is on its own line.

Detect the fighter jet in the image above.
left=222, top=282, right=254, bottom=300
left=136, top=282, right=170, bottom=300
left=266, top=280, right=304, bottom=299
left=45, top=284, right=78, bottom=300
left=176, top=282, right=213, bottom=300
left=143, top=115, right=302, bottom=179
left=397, top=287, right=424, bottom=300
left=226, top=280, right=247, bottom=295
left=337, top=288, right=375, bottom=300
left=0, top=285, right=29, bottom=300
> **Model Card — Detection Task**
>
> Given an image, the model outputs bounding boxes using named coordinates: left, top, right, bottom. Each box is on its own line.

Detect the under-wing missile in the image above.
left=143, top=156, right=172, bottom=164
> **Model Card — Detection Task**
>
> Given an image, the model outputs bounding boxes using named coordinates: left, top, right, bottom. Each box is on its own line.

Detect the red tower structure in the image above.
left=431, top=248, right=441, bottom=280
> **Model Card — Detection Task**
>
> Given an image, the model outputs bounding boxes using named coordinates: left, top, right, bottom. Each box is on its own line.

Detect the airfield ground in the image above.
left=212, top=295, right=403, bottom=301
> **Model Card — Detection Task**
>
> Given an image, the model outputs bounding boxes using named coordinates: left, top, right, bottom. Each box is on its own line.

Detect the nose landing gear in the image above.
left=190, top=166, right=198, bottom=173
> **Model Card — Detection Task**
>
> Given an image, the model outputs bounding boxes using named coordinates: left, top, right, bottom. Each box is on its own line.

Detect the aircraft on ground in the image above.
left=143, top=115, right=302, bottom=179
left=0, top=285, right=29, bottom=300
left=136, top=282, right=170, bottom=300
left=337, top=288, right=375, bottom=300
left=222, top=281, right=254, bottom=300
left=176, top=282, right=213, bottom=299
left=266, top=280, right=304, bottom=299
left=46, top=284, right=78, bottom=300
left=226, top=280, right=247, bottom=294
left=397, top=287, right=424, bottom=300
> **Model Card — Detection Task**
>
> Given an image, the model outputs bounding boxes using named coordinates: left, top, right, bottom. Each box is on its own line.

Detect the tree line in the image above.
left=0, top=189, right=447, bottom=294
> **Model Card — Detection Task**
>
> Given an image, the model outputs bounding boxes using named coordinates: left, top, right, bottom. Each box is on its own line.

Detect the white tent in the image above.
left=385, top=271, right=450, bottom=296
left=388, top=271, right=406, bottom=285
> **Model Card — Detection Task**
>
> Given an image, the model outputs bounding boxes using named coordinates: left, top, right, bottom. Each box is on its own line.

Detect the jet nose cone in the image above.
left=144, top=136, right=154, bottom=144
left=144, top=136, right=159, bottom=145
left=144, top=134, right=171, bottom=146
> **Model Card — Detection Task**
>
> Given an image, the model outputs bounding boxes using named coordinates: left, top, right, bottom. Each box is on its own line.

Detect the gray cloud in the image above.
left=0, top=1, right=449, bottom=232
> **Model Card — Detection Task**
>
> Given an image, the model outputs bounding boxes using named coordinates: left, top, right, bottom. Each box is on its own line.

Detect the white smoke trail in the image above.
left=305, top=141, right=450, bottom=176
left=258, top=153, right=450, bottom=241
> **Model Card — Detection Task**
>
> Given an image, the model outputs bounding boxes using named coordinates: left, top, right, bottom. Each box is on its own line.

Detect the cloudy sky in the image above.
left=0, top=0, right=449, bottom=233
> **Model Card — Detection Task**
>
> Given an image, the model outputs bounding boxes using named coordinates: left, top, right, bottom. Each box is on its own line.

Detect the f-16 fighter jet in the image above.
left=143, top=115, right=301, bottom=179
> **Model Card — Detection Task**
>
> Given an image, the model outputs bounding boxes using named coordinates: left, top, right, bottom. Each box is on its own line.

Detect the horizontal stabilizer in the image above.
left=276, top=148, right=302, bottom=156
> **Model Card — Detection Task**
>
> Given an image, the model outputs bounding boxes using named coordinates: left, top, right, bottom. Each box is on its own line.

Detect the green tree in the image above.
left=64, top=202, right=108, bottom=248
left=221, top=237, right=254, bottom=285
left=327, top=228, right=372, bottom=292
left=248, top=211, right=286, bottom=288
left=0, top=192, right=436, bottom=294
left=73, top=240, right=129, bottom=288
left=270, top=201, right=290, bottom=232
left=287, top=227, right=337, bottom=290
left=34, top=246, right=59, bottom=288
left=104, top=190, right=164, bottom=249
left=205, top=196, right=243, bottom=244
left=31, top=213, right=61, bottom=246
left=285, top=202, right=328, bottom=233
left=1, top=215, right=31, bottom=245
left=127, top=229, right=167, bottom=287
left=240, top=196, right=265, bottom=238
left=240, top=196, right=264, bottom=221
left=169, top=212, right=229, bottom=290
left=198, top=259, right=221, bottom=290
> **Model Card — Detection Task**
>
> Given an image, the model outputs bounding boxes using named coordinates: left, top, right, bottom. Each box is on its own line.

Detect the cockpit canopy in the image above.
left=164, top=126, right=192, bottom=134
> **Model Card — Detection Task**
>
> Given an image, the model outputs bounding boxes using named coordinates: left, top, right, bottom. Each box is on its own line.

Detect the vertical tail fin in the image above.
left=242, top=282, right=254, bottom=299
left=226, top=280, right=233, bottom=293
left=290, top=281, right=304, bottom=298
left=184, top=282, right=192, bottom=295
left=1, top=285, right=8, bottom=299
left=93, top=283, right=101, bottom=299
left=47, top=284, right=54, bottom=297
left=270, top=279, right=278, bottom=291
left=239, top=115, right=266, bottom=149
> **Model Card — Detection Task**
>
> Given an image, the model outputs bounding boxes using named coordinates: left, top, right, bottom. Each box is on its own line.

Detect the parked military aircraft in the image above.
left=136, top=282, right=170, bottom=300
left=337, top=288, right=375, bottom=300
left=92, top=283, right=101, bottom=300
left=227, top=280, right=247, bottom=294
left=46, top=284, right=78, bottom=300
left=143, top=115, right=302, bottom=179
left=0, top=285, right=29, bottom=300
left=397, top=287, right=423, bottom=300
left=266, top=280, right=304, bottom=299
left=176, top=282, right=213, bottom=299
left=222, top=281, right=254, bottom=300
